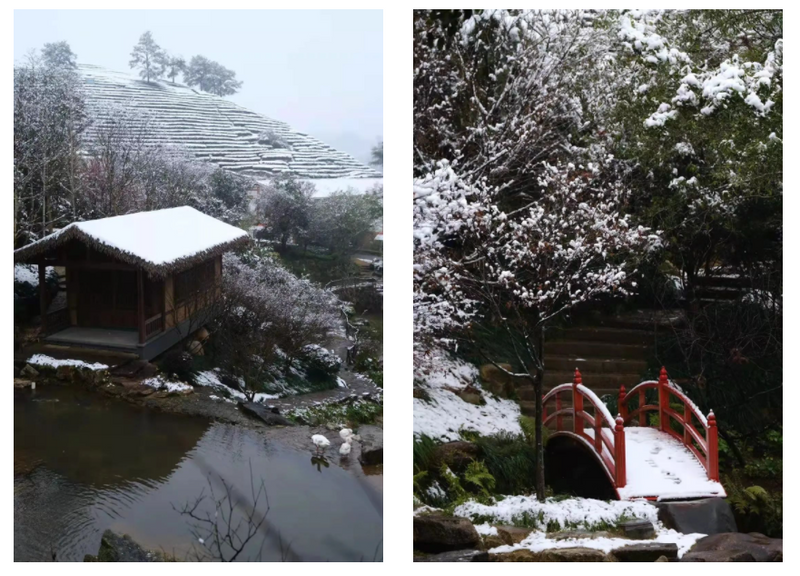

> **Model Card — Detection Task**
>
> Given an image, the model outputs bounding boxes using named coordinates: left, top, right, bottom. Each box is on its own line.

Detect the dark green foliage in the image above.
left=472, top=432, right=538, bottom=495
left=159, top=350, right=197, bottom=385
left=650, top=300, right=781, bottom=440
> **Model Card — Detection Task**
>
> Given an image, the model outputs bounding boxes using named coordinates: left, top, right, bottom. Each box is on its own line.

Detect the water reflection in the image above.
left=14, top=387, right=382, bottom=562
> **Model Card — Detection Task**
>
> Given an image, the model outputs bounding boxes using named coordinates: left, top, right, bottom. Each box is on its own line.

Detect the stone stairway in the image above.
left=516, top=311, right=681, bottom=417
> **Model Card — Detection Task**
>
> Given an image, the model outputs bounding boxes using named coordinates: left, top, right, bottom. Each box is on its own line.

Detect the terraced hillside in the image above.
left=79, top=64, right=381, bottom=181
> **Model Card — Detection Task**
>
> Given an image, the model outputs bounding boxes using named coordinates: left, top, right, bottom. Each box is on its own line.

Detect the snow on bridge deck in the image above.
left=584, top=426, right=725, bottom=501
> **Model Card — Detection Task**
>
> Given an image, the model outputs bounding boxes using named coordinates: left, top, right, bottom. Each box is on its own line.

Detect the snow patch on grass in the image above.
left=414, top=349, right=521, bottom=441
left=455, top=494, right=705, bottom=558
left=141, top=376, right=192, bottom=393
left=195, top=370, right=279, bottom=404
left=454, top=494, right=658, bottom=531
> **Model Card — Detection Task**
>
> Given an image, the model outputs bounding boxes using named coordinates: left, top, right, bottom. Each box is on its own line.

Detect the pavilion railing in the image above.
left=619, top=367, right=719, bottom=482
left=144, top=313, right=164, bottom=340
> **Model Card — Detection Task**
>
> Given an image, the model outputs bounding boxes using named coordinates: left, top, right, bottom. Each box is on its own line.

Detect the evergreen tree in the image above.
left=165, top=56, right=186, bottom=84
left=129, top=31, right=167, bottom=83
left=370, top=141, right=383, bottom=167
left=41, top=41, right=77, bottom=70
left=185, top=55, right=242, bottom=96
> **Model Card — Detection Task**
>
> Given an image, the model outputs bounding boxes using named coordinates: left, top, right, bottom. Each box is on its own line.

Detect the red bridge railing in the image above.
left=543, top=369, right=627, bottom=489
left=619, top=367, right=719, bottom=482
left=543, top=366, right=720, bottom=491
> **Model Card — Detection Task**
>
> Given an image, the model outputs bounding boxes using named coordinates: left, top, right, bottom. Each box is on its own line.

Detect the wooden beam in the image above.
left=37, top=260, right=136, bottom=271
left=137, top=269, right=145, bottom=344
left=39, top=262, right=47, bottom=335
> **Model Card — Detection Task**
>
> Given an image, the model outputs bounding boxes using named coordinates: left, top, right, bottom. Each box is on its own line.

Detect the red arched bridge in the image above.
left=543, top=367, right=725, bottom=501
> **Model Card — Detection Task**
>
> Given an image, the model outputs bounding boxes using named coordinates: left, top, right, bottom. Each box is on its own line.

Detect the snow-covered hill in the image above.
left=79, top=64, right=381, bottom=181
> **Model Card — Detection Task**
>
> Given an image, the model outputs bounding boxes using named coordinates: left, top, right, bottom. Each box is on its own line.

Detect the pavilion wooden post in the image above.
left=618, top=385, right=627, bottom=422
left=38, top=262, right=47, bottom=334
left=137, top=269, right=145, bottom=344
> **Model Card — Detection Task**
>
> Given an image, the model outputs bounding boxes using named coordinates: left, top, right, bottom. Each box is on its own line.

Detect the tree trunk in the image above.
left=534, top=324, right=546, bottom=499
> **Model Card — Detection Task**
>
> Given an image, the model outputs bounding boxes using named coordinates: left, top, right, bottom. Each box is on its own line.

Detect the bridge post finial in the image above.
left=572, top=368, right=583, bottom=434
left=658, top=366, right=668, bottom=433
left=614, top=414, right=626, bottom=488
left=707, top=410, right=719, bottom=482
left=618, top=385, right=627, bottom=422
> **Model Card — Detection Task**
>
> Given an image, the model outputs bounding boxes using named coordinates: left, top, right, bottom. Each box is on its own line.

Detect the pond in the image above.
left=14, top=386, right=382, bottom=562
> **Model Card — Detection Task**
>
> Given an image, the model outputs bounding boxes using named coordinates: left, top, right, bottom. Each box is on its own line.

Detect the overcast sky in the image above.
left=14, top=10, right=383, bottom=160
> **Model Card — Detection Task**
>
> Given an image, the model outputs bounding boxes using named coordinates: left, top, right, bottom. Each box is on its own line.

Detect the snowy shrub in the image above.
left=257, top=129, right=289, bottom=149
left=206, top=249, right=340, bottom=398
left=300, top=344, right=341, bottom=381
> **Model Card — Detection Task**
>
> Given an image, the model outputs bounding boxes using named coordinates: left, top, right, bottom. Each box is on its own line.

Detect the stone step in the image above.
left=544, top=355, right=648, bottom=374
left=546, top=341, right=650, bottom=360
left=548, top=326, right=653, bottom=346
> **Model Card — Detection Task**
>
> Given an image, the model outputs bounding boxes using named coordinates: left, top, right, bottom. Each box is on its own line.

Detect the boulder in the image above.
left=413, top=387, right=430, bottom=401
left=621, top=519, right=656, bottom=540
left=413, top=514, right=481, bottom=553
left=187, top=340, right=204, bottom=356
left=358, top=426, right=383, bottom=466
left=479, top=363, right=516, bottom=398
left=610, top=542, right=679, bottom=562
left=14, top=378, right=33, bottom=389
left=416, top=549, right=489, bottom=562
left=84, top=530, right=169, bottom=562
left=20, top=364, right=39, bottom=378
left=480, top=534, right=507, bottom=550
left=457, top=385, right=485, bottom=405
left=491, top=547, right=610, bottom=562
left=495, top=525, right=534, bottom=545
left=547, top=529, right=615, bottom=541
left=238, top=402, right=293, bottom=426
left=432, top=441, right=480, bottom=473
left=681, top=532, right=782, bottom=562
left=656, top=498, right=737, bottom=535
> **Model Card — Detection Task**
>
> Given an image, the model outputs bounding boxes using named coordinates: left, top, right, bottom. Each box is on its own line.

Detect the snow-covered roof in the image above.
left=14, top=206, right=249, bottom=278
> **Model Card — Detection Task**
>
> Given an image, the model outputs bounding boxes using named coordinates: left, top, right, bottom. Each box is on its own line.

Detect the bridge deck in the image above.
left=584, top=427, right=726, bottom=501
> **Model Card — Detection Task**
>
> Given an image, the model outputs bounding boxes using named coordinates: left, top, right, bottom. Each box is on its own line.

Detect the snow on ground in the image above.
left=414, top=349, right=522, bottom=440
left=141, top=376, right=193, bottom=393
left=27, top=354, right=108, bottom=371
left=454, top=494, right=658, bottom=530
left=474, top=523, right=499, bottom=536
left=453, top=494, right=704, bottom=558
left=195, top=370, right=279, bottom=404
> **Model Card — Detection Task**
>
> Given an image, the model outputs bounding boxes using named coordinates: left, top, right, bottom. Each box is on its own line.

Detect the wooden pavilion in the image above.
left=14, top=206, right=249, bottom=360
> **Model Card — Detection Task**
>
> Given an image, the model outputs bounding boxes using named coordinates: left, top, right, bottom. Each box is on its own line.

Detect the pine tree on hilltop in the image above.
left=129, top=31, right=168, bottom=83
left=42, top=41, right=77, bottom=70
left=185, top=55, right=243, bottom=97
left=165, top=56, right=186, bottom=84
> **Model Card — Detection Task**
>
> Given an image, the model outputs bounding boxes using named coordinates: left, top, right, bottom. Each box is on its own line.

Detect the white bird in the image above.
left=339, top=441, right=352, bottom=456
left=340, top=428, right=353, bottom=441
left=311, top=434, right=330, bottom=454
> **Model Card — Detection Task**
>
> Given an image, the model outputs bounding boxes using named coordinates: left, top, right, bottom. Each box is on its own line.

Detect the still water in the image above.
left=14, top=387, right=382, bottom=561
